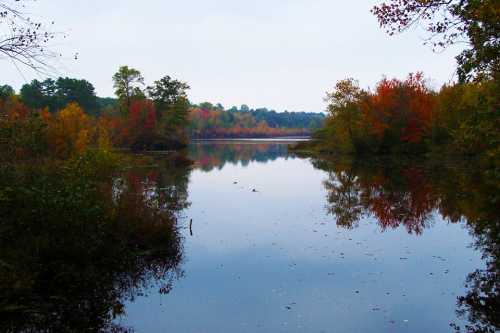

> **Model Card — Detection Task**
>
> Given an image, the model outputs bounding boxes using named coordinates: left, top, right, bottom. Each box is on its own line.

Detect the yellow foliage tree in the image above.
left=47, top=103, right=93, bottom=158
left=96, top=118, right=112, bottom=151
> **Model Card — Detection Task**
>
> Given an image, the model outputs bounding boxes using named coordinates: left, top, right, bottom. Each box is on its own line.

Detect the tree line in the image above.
left=1, top=73, right=324, bottom=148
left=189, top=103, right=323, bottom=138
left=0, top=67, right=190, bottom=155
left=302, top=74, right=498, bottom=158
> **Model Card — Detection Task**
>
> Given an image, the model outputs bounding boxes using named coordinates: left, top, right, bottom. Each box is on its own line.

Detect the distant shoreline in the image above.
left=192, top=136, right=310, bottom=143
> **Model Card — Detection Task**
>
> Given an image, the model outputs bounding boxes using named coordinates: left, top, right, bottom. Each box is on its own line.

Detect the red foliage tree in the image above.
left=121, top=100, right=157, bottom=150
left=362, top=73, right=435, bottom=147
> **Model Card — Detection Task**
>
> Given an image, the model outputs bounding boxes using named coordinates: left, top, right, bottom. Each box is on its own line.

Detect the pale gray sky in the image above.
left=2, top=0, right=462, bottom=112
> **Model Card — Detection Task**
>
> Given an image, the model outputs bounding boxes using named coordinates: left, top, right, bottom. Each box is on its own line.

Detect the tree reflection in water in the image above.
left=0, top=153, right=191, bottom=332
left=189, top=140, right=292, bottom=171
left=313, top=156, right=499, bottom=333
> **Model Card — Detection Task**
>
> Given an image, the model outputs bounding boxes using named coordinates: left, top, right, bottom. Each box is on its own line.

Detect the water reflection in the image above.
left=312, top=155, right=499, bottom=332
left=189, top=140, right=292, bottom=171
left=315, top=158, right=440, bottom=234
left=455, top=205, right=499, bottom=333
left=0, top=153, right=191, bottom=332
left=2, top=141, right=498, bottom=332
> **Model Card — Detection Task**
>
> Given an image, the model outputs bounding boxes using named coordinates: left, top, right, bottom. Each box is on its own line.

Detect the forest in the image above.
left=1, top=66, right=192, bottom=152
left=297, top=74, right=498, bottom=160
left=1, top=72, right=324, bottom=151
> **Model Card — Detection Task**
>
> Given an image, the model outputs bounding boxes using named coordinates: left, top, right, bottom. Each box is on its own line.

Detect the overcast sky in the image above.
left=2, top=0, right=462, bottom=112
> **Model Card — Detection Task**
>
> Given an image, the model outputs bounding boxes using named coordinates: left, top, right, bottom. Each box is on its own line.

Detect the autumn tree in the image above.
left=46, top=103, right=93, bottom=158
left=120, top=99, right=157, bottom=151
left=306, top=73, right=439, bottom=154
left=362, top=73, right=435, bottom=151
left=0, top=95, right=47, bottom=160
left=112, top=66, right=145, bottom=113
left=372, top=0, right=500, bottom=82
left=433, top=80, right=499, bottom=156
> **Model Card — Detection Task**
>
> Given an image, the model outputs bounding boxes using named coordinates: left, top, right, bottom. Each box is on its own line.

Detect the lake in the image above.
left=112, top=140, right=498, bottom=333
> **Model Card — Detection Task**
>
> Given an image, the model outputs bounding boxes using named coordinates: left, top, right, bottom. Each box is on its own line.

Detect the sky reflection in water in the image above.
left=116, top=141, right=496, bottom=333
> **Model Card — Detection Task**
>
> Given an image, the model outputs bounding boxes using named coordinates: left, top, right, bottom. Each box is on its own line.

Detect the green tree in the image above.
left=324, top=78, right=366, bottom=152
left=112, top=66, right=145, bottom=112
left=199, top=102, right=215, bottom=110
left=0, top=84, right=14, bottom=100
left=20, top=79, right=56, bottom=111
left=55, top=78, right=98, bottom=115
left=165, top=96, right=190, bottom=129
left=20, top=78, right=98, bottom=113
left=146, top=75, right=190, bottom=147
left=147, top=75, right=189, bottom=113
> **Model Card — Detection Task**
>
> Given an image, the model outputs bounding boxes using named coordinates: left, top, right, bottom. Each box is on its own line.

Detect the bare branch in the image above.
left=0, top=0, right=63, bottom=74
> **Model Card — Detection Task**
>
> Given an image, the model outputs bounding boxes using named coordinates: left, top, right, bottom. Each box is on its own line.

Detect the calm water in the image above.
left=112, top=140, right=498, bottom=333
